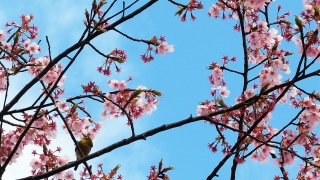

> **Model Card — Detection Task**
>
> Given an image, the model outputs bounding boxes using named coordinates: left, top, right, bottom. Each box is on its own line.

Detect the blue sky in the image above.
left=0, top=0, right=319, bottom=180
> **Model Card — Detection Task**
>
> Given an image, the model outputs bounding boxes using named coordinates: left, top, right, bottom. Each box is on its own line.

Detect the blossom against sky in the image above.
left=0, top=1, right=316, bottom=180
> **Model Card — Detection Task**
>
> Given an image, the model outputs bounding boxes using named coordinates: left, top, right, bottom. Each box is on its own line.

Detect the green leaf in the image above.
left=70, top=103, right=78, bottom=114
left=162, top=166, right=174, bottom=173
left=132, top=89, right=143, bottom=97
left=313, top=5, right=320, bottom=17
left=217, top=99, right=225, bottom=107
left=294, top=15, right=303, bottom=31
left=114, top=57, right=125, bottom=63
left=97, top=27, right=107, bottom=33
left=113, top=164, right=120, bottom=171
left=12, top=67, right=19, bottom=75
left=158, top=159, right=163, bottom=171
left=175, top=7, right=184, bottom=16
left=260, top=82, right=270, bottom=93
left=85, top=9, right=90, bottom=19
left=18, top=48, right=24, bottom=53
left=153, top=90, right=162, bottom=97
left=284, top=52, right=294, bottom=56
left=92, top=0, right=97, bottom=9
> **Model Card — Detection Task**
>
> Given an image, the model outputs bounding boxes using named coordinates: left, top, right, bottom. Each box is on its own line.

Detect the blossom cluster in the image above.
left=0, top=111, right=62, bottom=175
left=175, top=0, right=204, bottom=21
left=0, top=14, right=66, bottom=92
left=141, top=36, right=174, bottom=63
left=27, top=56, right=66, bottom=87
left=30, top=146, right=70, bottom=177
left=0, top=1, right=173, bottom=178
left=0, top=14, right=70, bottom=174
left=196, top=1, right=320, bottom=179
left=97, top=48, right=127, bottom=76
left=55, top=99, right=102, bottom=139
left=147, top=159, right=173, bottom=180
left=101, top=80, right=160, bottom=123
left=80, top=164, right=123, bottom=180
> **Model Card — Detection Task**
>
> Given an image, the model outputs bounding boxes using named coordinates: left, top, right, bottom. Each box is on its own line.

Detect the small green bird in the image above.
left=74, top=134, right=93, bottom=171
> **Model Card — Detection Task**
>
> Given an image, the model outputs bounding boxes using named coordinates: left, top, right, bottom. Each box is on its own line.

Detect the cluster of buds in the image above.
left=97, top=48, right=127, bottom=76
left=175, top=0, right=204, bottom=21
left=141, top=36, right=174, bottom=63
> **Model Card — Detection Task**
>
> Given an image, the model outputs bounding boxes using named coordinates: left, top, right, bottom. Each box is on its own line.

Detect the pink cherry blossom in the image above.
left=157, top=41, right=174, bottom=55
left=0, top=30, right=5, bottom=41
left=282, top=129, right=297, bottom=148
left=58, top=156, right=70, bottom=166
left=212, top=68, right=223, bottom=78
left=1, top=42, right=12, bottom=51
left=208, top=4, right=221, bottom=18
left=0, top=71, right=7, bottom=91
left=30, top=158, right=42, bottom=170
left=219, top=87, right=230, bottom=98
left=28, top=42, right=40, bottom=54
left=64, top=170, right=75, bottom=180
left=80, top=169, right=90, bottom=178
left=38, top=154, right=49, bottom=165
left=259, top=67, right=283, bottom=88
left=72, top=120, right=85, bottom=131
left=89, top=122, right=103, bottom=134
left=244, top=0, right=271, bottom=11
left=197, top=105, right=210, bottom=116
left=53, top=171, right=64, bottom=179
left=244, top=89, right=255, bottom=99
left=118, top=80, right=126, bottom=90
left=100, top=111, right=108, bottom=120
left=56, top=99, right=70, bottom=112
left=274, top=151, right=295, bottom=166
left=33, top=117, right=46, bottom=128
left=108, top=79, right=119, bottom=89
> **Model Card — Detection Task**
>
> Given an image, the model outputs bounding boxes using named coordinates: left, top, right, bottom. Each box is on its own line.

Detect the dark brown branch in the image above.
left=293, top=84, right=320, bottom=101
left=229, top=6, right=249, bottom=180
left=122, top=1, right=125, bottom=18
left=220, top=66, right=243, bottom=75
left=0, top=37, right=87, bottom=177
left=99, top=0, right=139, bottom=27
left=270, top=152, right=289, bottom=180
left=247, top=75, right=260, bottom=83
left=9, top=113, right=26, bottom=122
left=0, top=0, right=160, bottom=120
left=99, top=93, right=135, bottom=136
left=88, top=43, right=109, bottom=58
left=91, top=0, right=159, bottom=40
left=0, top=60, right=9, bottom=158
left=243, top=108, right=305, bottom=159
left=46, top=36, right=52, bottom=62
left=1, top=118, right=41, bottom=130
left=6, top=89, right=157, bottom=115
left=297, top=53, right=320, bottom=77
left=15, top=67, right=320, bottom=179
left=205, top=68, right=320, bottom=179
left=248, top=58, right=268, bottom=71
left=112, top=28, right=151, bottom=44
left=37, top=55, right=92, bottom=174
left=294, top=28, right=307, bottom=77
left=167, top=0, right=186, bottom=8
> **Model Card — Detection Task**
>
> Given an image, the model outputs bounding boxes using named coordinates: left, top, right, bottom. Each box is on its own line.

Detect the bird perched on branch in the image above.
left=74, top=134, right=93, bottom=171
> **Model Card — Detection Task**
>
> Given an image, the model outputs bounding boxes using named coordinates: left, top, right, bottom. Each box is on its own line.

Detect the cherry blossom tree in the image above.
left=0, top=0, right=320, bottom=180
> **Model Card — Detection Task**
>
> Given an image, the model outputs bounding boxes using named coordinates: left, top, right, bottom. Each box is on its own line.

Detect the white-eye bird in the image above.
left=74, top=134, right=93, bottom=171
